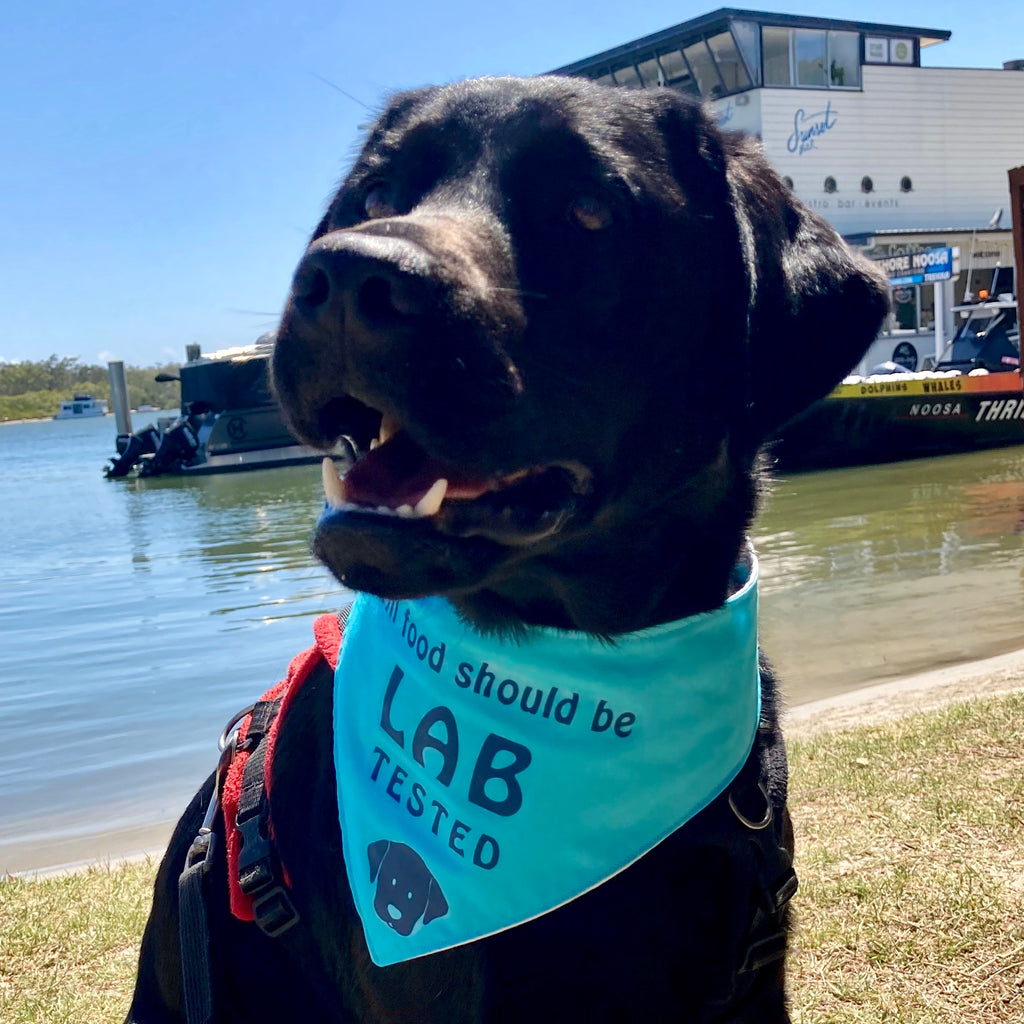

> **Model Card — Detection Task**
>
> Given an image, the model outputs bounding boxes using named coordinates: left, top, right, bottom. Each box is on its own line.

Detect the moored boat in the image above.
left=54, top=394, right=108, bottom=420
left=772, top=297, right=1022, bottom=471
left=104, top=336, right=348, bottom=478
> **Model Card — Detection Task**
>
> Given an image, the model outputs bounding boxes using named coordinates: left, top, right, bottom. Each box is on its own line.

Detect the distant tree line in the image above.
left=0, top=355, right=182, bottom=421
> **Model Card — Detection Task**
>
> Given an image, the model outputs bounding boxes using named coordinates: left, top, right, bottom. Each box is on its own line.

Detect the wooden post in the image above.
left=1010, top=167, right=1024, bottom=303
left=1010, top=168, right=1024, bottom=398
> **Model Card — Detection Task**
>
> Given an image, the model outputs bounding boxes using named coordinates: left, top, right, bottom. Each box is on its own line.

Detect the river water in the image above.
left=2, top=415, right=1023, bottom=872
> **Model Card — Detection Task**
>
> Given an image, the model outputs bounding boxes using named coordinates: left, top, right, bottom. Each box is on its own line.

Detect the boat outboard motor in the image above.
left=138, top=415, right=201, bottom=477
left=104, top=424, right=162, bottom=478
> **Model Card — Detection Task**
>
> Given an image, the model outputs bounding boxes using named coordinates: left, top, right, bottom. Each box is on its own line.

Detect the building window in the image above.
left=795, top=30, right=827, bottom=87
left=657, top=49, right=698, bottom=95
left=861, top=176, right=874, bottom=193
left=762, top=26, right=791, bottom=86
left=683, top=39, right=725, bottom=97
left=763, top=25, right=862, bottom=88
left=706, top=31, right=751, bottom=92
left=730, top=20, right=762, bottom=87
left=828, top=31, right=860, bottom=87
left=635, top=57, right=663, bottom=88
left=612, top=64, right=642, bottom=88
left=824, top=176, right=837, bottom=193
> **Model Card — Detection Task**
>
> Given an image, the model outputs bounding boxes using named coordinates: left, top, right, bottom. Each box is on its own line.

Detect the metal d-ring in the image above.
left=219, top=703, right=255, bottom=752
left=185, top=704, right=255, bottom=871
left=729, top=781, right=774, bottom=831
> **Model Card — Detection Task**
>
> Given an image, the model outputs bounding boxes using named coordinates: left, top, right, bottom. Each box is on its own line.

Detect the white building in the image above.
left=553, top=9, right=1024, bottom=359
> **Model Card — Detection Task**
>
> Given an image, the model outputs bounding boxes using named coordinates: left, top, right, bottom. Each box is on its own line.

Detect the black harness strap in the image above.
left=178, top=829, right=216, bottom=1024
left=178, top=732, right=239, bottom=1024
left=707, top=721, right=798, bottom=1014
left=235, top=698, right=300, bottom=938
left=177, top=699, right=295, bottom=1024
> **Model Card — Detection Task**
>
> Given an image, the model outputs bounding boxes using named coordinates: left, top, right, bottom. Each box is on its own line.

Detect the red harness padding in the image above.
left=222, top=613, right=343, bottom=922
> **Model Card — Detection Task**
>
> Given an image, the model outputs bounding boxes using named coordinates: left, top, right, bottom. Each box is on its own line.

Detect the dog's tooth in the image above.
left=414, top=478, right=448, bottom=518
left=321, top=457, right=348, bottom=507
left=395, top=504, right=416, bottom=518
left=378, top=416, right=400, bottom=445
left=369, top=438, right=380, bottom=451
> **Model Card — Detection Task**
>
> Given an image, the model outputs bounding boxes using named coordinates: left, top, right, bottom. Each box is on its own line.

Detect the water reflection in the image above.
left=0, top=422, right=347, bottom=871
left=756, top=447, right=1024, bottom=701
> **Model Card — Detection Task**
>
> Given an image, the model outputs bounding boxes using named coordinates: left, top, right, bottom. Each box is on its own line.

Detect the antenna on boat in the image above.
left=964, top=211, right=1003, bottom=302
left=964, top=232, right=976, bottom=302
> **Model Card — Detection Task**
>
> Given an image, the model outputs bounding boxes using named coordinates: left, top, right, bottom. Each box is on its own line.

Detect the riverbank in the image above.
left=4, top=687, right=1022, bottom=1023
left=785, top=645, right=1024, bottom=739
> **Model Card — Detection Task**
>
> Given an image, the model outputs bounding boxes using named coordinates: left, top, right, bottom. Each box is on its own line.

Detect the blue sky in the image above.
left=2, top=0, right=1022, bottom=366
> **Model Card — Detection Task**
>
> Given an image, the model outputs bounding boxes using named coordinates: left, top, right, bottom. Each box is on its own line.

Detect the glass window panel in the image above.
left=683, top=39, right=724, bottom=98
left=657, top=49, right=699, bottom=95
left=828, top=31, right=860, bottom=87
left=706, top=31, right=751, bottom=92
left=636, top=57, right=664, bottom=87
left=762, top=26, right=792, bottom=86
left=795, top=29, right=827, bottom=87
left=730, top=20, right=762, bottom=87
left=612, top=64, right=642, bottom=89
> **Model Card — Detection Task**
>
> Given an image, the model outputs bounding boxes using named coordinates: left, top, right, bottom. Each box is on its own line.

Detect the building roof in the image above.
left=843, top=227, right=1012, bottom=245
left=550, top=7, right=951, bottom=77
left=870, top=227, right=1011, bottom=236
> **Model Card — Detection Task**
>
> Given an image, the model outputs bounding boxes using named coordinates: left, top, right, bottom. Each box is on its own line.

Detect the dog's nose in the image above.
left=289, top=232, right=436, bottom=338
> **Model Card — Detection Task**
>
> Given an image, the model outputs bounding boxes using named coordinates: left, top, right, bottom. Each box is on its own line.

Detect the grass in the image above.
left=2, top=693, right=1022, bottom=1022
left=0, top=861, right=154, bottom=1023
left=787, top=692, right=1024, bottom=1022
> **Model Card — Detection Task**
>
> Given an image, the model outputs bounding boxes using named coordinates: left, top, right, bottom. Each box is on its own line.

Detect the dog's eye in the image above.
left=364, top=184, right=397, bottom=220
left=568, top=196, right=612, bottom=231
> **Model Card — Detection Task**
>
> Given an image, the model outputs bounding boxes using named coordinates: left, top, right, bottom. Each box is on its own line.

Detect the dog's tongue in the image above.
left=344, top=431, right=490, bottom=508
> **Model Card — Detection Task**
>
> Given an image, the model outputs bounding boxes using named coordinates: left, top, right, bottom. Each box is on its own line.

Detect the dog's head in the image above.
left=273, top=76, right=888, bottom=634
left=367, top=840, right=449, bottom=936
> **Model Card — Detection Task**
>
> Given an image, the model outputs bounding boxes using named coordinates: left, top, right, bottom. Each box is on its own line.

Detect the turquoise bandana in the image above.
left=333, top=556, right=761, bottom=967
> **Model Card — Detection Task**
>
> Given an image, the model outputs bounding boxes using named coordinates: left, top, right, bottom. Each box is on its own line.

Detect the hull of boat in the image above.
left=772, top=371, right=1024, bottom=471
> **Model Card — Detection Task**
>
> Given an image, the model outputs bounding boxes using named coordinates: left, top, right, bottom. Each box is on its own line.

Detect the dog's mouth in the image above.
left=317, top=408, right=592, bottom=548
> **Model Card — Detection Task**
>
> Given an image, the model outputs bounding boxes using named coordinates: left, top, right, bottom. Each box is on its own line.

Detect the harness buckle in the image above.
left=235, top=809, right=300, bottom=937
left=738, top=929, right=789, bottom=974
left=251, top=884, right=300, bottom=937
left=236, top=807, right=275, bottom=895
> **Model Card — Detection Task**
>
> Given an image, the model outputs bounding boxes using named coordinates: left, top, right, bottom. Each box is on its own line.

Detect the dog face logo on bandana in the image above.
left=367, top=840, right=449, bottom=935
left=334, top=554, right=761, bottom=967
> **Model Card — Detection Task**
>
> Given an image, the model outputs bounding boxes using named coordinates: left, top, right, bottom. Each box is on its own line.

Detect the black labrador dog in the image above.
left=127, top=76, right=887, bottom=1023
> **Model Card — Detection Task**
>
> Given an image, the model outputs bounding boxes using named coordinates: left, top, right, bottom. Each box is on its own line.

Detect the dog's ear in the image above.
left=649, top=91, right=888, bottom=442
left=367, top=840, right=391, bottom=882
left=723, top=133, right=890, bottom=439
left=423, top=877, right=449, bottom=925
